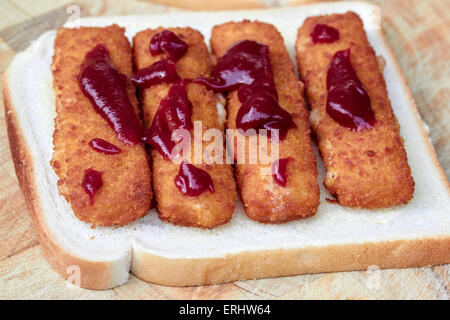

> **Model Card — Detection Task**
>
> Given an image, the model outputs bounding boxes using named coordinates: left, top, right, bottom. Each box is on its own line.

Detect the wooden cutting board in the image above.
left=0, top=0, right=448, bottom=299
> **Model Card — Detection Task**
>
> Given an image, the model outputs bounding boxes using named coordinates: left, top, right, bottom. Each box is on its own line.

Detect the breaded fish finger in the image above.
left=51, top=25, right=152, bottom=226
left=296, top=12, right=414, bottom=208
left=133, top=27, right=236, bottom=228
left=209, top=21, right=320, bottom=223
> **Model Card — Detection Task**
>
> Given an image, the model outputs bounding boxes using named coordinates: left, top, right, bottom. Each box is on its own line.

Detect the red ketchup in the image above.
left=326, top=49, right=375, bottom=131
left=194, top=40, right=295, bottom=141
left=79, top=45, right=145, bottom=145
left=131, top=59, right=179, bottom=88
left=174, top=161, right=215, bottom=196
left=194, top=40, right=276, bottom=95
left=272, top=158, right=291, bottom=187
left=150, top=30, right=188, bottom=62
left=236, top=87, right=296, bottom=140
left=89, top=138, right=121, bottom=154
left=145, top=82, right=193, bottom=159
left=133, top=29, right=193, bottom=160
left=82, top=168, right=103, bottom=205
left=311, top=24, right=340, bottom=44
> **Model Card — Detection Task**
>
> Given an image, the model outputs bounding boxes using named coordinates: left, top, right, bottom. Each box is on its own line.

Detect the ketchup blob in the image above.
left=326, top=49, right=375, bottom=131
left=194, top=40, right=275, bottom=94
left=145, top=82, right=193, bottom=159
left=82, top=168, right=103, bottom=205
left=131, top=59, right=179, bottom=88
left=272, top=158, right=291, bottom=187
left=80, top=45, right=145, bottom=145
left=194, top=40, right=295, bottom=140
left=89, top=138, right=121, bottom=154
left=311, top=24, right=340, bottom=44
left=174, top=160, right=215, bottom=196
left=236, top=88, right=296, bottom=140
left=150, top=30, right=188, bottom=62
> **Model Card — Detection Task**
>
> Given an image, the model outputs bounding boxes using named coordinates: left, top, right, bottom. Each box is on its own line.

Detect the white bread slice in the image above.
left=3, top=1, right=449, bottom=289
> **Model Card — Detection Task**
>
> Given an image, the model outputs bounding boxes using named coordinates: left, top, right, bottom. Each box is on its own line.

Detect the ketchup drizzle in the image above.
left=150, top=30, right=188, bottom=62
left=131, top=59, right=179, bottom=88
left=82, top=168, right=103, bottom=205
left=194, top=40, right=276, bottom=95
left=272, top=158, right=291, bottom=187
left=80, top=31, right=212, bottom=201
left=311, top=24, right=340, bottom=44
left=145, top=30, right=215, bottom=194
left=79, top=45, right=145, bottom=145
left=326, top=49, right=375, bottom=131
left=236, top=88, right=296, bottom=140
left=145, top=81, right=193, bottom=160
left=175, top=160, right=215, bottom=196
left=194, top=40, right=296, bottom=141
left=89, top=138, right=121, bottom=154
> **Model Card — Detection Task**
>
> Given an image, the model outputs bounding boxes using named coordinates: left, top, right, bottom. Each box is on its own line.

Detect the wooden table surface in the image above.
left=0, top=0, right=448, bottom=300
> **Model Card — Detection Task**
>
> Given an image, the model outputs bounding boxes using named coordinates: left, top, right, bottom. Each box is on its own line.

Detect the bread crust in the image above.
left=3, top=73, right=128, bottom=290
left=132, top=237, right=450, bottom=286
left=3, top=15, right=449, bottom=290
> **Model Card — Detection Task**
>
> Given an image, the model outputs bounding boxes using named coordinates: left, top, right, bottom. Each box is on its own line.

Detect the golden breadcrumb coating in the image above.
left=210, top=21, right=320, bottom=223
left=133, top=27, right=236, bottom=228
left=51, top=25, right=152, bottom=226
left=296, top=12, right=414, bottom=208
